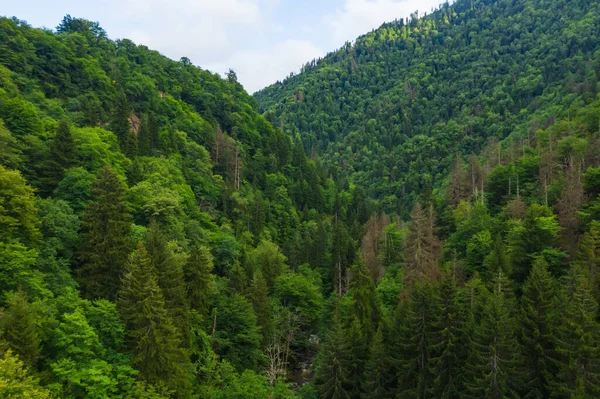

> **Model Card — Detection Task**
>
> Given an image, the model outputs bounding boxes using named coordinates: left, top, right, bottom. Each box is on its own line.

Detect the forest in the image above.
left=1, top=0, right=600, bottom=398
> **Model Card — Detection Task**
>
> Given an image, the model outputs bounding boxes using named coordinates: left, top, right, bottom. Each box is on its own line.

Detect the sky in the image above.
left=1, top=0, right=445, bottom=93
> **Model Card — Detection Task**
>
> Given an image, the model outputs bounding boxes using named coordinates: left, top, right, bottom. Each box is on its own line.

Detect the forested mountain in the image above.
left=2, top=0, right=600, bottom=398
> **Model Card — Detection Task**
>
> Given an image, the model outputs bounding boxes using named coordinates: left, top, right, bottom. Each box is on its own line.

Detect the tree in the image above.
left=403, top=202, right=442, bottom=290
left=314, top=304, right=350, bottom=399
left=137, top=115, right=151, bottom=156
left=110, top=89, right=136, bottom=158
left=184, top=245, right=215, bottom=316
left=47, top=121, right=77, bottom=191
left=0, top=165, right=40, bottom=246
left=119, top=243, right=191, bottom=397
left=361, top=322, right=395, bottom=399
left=520, top=258, right=559, bottom=399
left=77, top=165, right=132, bottom=300
left=247, top=270, right=272, bottom=346
left=145, top=222, right=190, bottom=346
left=0, top=289, right=40, bottom=368
left=0, top=350, right=50, bottom=399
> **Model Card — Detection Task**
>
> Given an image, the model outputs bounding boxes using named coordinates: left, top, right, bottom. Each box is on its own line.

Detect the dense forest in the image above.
left=2, top=0, right=600, bottom=398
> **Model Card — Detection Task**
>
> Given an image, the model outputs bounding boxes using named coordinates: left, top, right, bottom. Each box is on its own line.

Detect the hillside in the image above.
left=2, top=2, right=600, bottom=399
left=256, top=0, right=600, bottom=216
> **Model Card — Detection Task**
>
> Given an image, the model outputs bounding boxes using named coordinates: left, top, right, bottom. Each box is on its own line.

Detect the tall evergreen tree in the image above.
left=430, top=274, right=467, bottom=399
left=184, top=244, right=215, bottom=316
left=145, top=222, right=190, bottom=347
left=361, top=322, right=395, bottom=399
left=247, top=270, right=272, bottom=346
left=77, top=165, right=132, bottom=300
left=119, top=242, right=191, bottom=397
left=147, top=112, right=159, bottom=152
left=520, top=258, right=559, bottom=399
left=349, top=255, right=379, bottom=339
left=314, top=303, right=351, bottom=399
left=0, top=289, right=40, bottom=368
left=464, top=275, right=523, bottom=399
left=110, top=89, right=136, bottom=158
left=552, top=268, right=600, bottom=398
left=47, top=120, right=77, bottom=191
left=397, top=282, right=438, bottom=399
left=137, top=115, right=151, bottom=157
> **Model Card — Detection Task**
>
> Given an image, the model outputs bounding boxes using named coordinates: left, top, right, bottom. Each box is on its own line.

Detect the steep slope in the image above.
left=255, top=0, right=600, bottom=216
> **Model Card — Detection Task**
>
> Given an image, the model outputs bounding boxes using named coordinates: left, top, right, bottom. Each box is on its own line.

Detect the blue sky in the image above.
left=1, top=0, right=446, bottom=93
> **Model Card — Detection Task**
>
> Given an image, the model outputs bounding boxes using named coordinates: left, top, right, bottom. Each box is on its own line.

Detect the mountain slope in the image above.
left=255, top=0, right=600, bottom=216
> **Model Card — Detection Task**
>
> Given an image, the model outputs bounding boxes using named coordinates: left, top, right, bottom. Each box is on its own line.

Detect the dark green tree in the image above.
left=77, top=165, right=132, bottom=300
left=247, top=270, right=272, bottom=346
left=110, top=89, right=136, bottom=158
left=47, top=121, right=77, bottom=191
left=119, top=242, right=191, bottom=397
left=361, top=322, right=395, bottom=399
left=0, top=289, right=40, bottom=368
left=184, top=244, right=215, bottom=316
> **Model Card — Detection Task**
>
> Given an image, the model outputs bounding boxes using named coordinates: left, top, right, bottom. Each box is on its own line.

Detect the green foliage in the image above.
left=0, top=350, right=51, bottom=399
left=0, top=289, right=40, bottom=368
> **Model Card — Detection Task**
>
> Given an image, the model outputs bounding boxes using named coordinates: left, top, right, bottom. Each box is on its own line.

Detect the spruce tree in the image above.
left=361, top=322, right=395, bottom=399
left=430, top=274, right=467, bottom=399
left=464, top=275, right=523, bottom=399
left=47, top=120, right=76, bottom=190
left=0, top=289, right=40, bottom=368
left=137, top=115, right=151, bottom=156
left=110, top=89, right=136, bottom=158
left=184, top=244, right=215, bottom=316
left=552, top=268, right=600, bottom=398
left=314, top=304, right=351, bottom=399
left=397, top=282, right=438, bottom=399
left=349, top=256, right=379, bottom=340
left=345, top=316, right=368, bottom=399
left=77, top=165, right=132, bottom=300
left=119, top=242, right=191, bottom=397
left=520, top=258, right=559, bottom=399
left=145, top=222, right=190, bottom=347
left=247, top=270, right=272, bottom=346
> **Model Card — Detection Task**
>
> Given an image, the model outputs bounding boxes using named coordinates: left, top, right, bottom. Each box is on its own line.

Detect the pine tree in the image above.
left=349, top=255, right=379, bottom=340
left=0, top=289, right=40, bottom=368
left=145, top=222, right=190, bottom=347
left=397, top=282, right=438, bottom=399
left=119, top=242, right=191, bottom=397
left=77, top=165, right=132, bottom=300
left=247, top=270, right=272, bottom=346
left=184, top=244, right=215, bottom=316
left=110, top=89, right=136, bottom=158
left=345, top=316, right=368, bottom=399
left=552, top=268, right=600, bottom=398
left=314, top=304, right=351, bottom=399
left=520, top=258, right=559, bottom=399
left=361, top=322, right=395, bottom=399
left=576, top=221, right=600, bottom=302
left=430, top=274, right=467, bottom=399
left=47, top=120, right=76, bottom=190
left=464, top=275, right=523, bottom=399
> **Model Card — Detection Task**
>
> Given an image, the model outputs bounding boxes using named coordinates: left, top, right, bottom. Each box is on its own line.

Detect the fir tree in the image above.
left=110, top=89, right=136, bottom=158
left=184, top=244, right=215, bottom=316
left=361, top=322, right=395, bottom=399
left=137, top=115, right=151, bottom=157
left=145, top=222, right=190, bottom=347
left=345, top=316, right=368, bottom=399
left=77, top=165, right=132, bottom=300
left=349, top=255, right=379, bottom=340
left=520, top=258, right=559, bottom=399
left=247, top=270, right=272, bottom=346
left=397, top=282, right=438, bottom=399
left=552, top=268, right=600, bottom=398
left=314, top=304, right=351, bottom=399
left=464, top=275, right=523, bottom=399
left=47, top=120, right=77, bottom=191
left=0, top=289, right=40, bottom=368
left=119, top=242, right=191, bottom=397
left=430, top=274, right=467, bottom=399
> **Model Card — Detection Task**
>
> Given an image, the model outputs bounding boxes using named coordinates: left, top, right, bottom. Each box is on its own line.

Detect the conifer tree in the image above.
left=349, top=255, right=379, bottom=339
left=47, top=120, right=76, bottom=190
left=137, top=115, right=151, bottom=156
left=147, top=112, right=159, bottom=152
left=431, top=274, right=467, bottom=399
left=345, top=317, right=368, bottom=399
left=577, top=221, right=600, bottom=301
left=184, top=244, right=215, bottom=316
left=404, top=202, right=442, bottom=289
left=110, top=89, right=136, bottom=158
left=464, top=274, right=523, bottom=399
left=361, top=322, right=395, bottom=399
left=247, top=270, right=272, bottom=346
left=397, top=282, right=438, bottom=399
left=314, top=304, right=351, bottom=399
left=552, top=268, right=600, bottom=398
left=77, top=165, right=132, bottom=300
left=145, top=222, right=190, bottom=347
left=119, top=242, right=191, bottom=397
left=520, top=258, right=559, bottom=399
left=0, top=289, right=40, bottom=368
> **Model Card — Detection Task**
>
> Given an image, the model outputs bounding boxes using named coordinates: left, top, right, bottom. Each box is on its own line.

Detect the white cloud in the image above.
left=325, top=0, right=444, bottom=46
left=207, top=39, right=324, bottom=93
